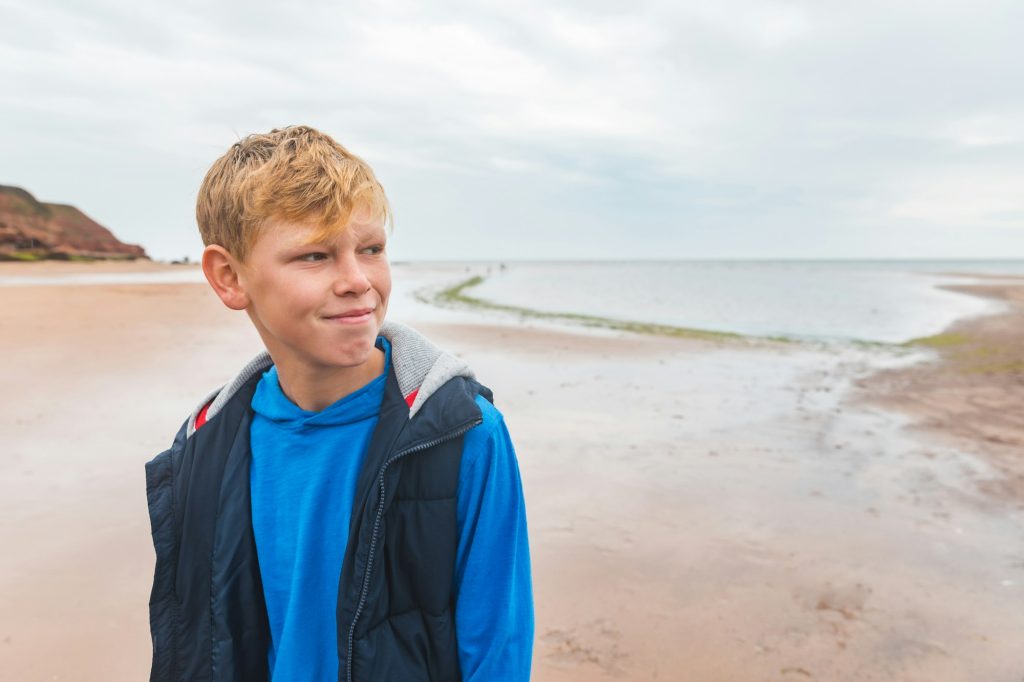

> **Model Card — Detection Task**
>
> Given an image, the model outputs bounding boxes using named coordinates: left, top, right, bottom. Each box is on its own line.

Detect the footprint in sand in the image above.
left=542, top=618, right=627, bottom=675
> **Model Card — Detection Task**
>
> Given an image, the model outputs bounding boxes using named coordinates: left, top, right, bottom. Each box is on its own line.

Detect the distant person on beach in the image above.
left=143, top=125, right=534, bottom=681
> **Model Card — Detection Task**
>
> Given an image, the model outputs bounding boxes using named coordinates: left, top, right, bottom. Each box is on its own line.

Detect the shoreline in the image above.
left=857, top=278, right=1024, bottom=503
left=0, top=259, right=185, bottom=273
left=416, top=271, right=1007, bottom=351
left=419, top=274, right=781, bottom=344
left=1, top=260, right=1010, bottom=351
left=2, top=262, right=1023, bottom=680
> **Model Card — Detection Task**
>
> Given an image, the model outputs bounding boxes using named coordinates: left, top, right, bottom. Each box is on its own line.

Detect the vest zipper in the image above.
left=344, top=417, right=482, bottom=682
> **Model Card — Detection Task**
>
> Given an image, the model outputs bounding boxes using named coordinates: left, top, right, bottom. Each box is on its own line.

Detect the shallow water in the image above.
left=5, top=259, right=1022, bottom=346
left=468, top=260, right=1024, bottom=343
left=0, top=267, right=206, bottom=286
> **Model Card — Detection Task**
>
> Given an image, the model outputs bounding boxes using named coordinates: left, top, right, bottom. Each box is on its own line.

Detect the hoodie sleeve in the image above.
left=452, top=395, right=534, bottom=681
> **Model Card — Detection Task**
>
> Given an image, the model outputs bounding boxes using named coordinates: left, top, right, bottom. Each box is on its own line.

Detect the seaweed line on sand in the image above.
left=415, top=272, right=806, bottom=346
left=418, top=276, right=995, bottom=358
left=418, top=275, right=973, bottom=354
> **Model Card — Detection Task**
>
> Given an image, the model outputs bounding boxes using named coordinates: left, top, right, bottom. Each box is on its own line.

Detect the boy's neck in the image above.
left=272, top=347, right=386, bottom=412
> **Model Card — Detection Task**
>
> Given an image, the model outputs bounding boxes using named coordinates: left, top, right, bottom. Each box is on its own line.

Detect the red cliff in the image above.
left=0, top=185, right=148, bottom=260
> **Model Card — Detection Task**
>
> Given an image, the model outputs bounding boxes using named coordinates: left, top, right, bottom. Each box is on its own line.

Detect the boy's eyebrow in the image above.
left=287, top=232, right=329, bottom=249
left=294, top=234, right=332, bottom=247
left=348, top=224, right=388, bottom=242
left=291, top=225, right=386, bottom=248
left=292, top=221, right=347, bottom=247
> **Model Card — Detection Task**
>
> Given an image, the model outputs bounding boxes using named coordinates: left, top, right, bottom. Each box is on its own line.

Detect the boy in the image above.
left=145, top=126, right=533, bottom=681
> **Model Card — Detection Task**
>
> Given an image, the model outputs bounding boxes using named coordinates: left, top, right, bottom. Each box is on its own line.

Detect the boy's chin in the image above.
left=324, top=338, right=383, bottom=369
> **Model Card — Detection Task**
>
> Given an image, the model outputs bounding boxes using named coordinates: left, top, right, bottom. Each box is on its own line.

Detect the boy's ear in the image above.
left=202, top=245, right=250, bottom=311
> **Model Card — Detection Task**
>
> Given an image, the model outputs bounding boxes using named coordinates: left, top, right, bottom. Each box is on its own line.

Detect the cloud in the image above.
left=891, top=169, right=1024, bottom=228
left=0, top=0, right=1021, bottom=259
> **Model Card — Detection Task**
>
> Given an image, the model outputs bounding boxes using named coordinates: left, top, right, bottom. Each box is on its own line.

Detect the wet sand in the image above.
left=861, top=277, right=1024, bottom=503
left=1, top=261, right=1022, bottom=681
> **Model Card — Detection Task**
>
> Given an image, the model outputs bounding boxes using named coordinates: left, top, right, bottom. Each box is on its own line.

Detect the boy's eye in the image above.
left=362, top=245, right=385, bottom=256
left=298, top=252, right=329, bottom=262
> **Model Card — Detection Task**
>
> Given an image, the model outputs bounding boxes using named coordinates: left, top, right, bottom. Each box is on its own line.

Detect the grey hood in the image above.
left=185, top=320, right=475, bottom=438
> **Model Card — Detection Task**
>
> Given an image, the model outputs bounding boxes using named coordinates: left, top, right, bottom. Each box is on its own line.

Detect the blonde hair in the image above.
left=196, top=125, right=391, bottom=260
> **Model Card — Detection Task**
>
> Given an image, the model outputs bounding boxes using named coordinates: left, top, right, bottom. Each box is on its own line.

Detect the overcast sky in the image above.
left=1, top=0, right=1022, bottom=261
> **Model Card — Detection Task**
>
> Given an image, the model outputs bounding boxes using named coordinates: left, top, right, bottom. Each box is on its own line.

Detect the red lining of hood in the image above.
left=194, top=401, right=212, bottom=431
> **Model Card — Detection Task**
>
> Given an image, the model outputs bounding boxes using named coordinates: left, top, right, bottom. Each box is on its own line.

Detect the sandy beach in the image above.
left=1, top=261, right=1022, bottom=681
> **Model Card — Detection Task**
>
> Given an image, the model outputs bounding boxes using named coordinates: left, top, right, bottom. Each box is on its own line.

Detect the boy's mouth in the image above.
left=323, top=308, right=375, bottom=325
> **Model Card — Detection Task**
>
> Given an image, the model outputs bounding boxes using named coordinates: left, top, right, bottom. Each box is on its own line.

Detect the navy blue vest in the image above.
left=146, top=363, right=490, bottom=681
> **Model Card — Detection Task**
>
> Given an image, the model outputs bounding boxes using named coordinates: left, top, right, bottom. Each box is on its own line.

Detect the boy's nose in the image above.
left=331, top=254, right=372, bottom=297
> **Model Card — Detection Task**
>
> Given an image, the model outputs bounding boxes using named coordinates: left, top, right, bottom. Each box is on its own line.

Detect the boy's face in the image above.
left=235, top=211, right=391, bottom=377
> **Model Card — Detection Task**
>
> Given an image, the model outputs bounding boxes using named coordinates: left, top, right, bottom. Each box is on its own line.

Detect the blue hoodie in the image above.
left=250, top=336, right=533, bottom=681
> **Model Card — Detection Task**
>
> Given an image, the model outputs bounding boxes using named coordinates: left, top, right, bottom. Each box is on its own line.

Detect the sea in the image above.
left=462, top=260, right=1024, bottom=344
left=3, top=260, right=1022, bottom=345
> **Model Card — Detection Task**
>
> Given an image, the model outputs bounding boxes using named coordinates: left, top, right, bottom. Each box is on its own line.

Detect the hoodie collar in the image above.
left=251, top=338, right=391, bottom=428
left=187, top=321, right=476, bottom=437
